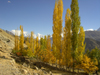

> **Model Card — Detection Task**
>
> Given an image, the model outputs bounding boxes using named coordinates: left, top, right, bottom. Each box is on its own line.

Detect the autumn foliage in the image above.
left=13, top=0, right=99, bottom=74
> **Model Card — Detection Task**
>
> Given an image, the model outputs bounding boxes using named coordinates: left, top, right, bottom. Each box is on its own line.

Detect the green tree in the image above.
left=27, top=31, right=34, bottom=57
left=88, top=47, right=100, bottom=71
left=71, top=0, right=81, bottom=72
left=75, top=26, right=86, bottom=72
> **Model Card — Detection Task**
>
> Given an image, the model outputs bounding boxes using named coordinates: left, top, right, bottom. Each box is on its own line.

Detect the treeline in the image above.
left=13, top=0, right=99, bottom=74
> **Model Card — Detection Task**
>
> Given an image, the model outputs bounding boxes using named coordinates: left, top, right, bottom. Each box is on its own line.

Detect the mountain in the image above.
left=0, top=28, right=15, bottom=50
left=2, top=28, right=100, bottom=51
left=85, top=31, right=100, bottom=41
left=5, top=30, right=15, bottom=36
left=97, top=28, right=100, bottom=31
left=85, top=38, right=100, bottom=50
left=50, top=30, right=100, bottom=51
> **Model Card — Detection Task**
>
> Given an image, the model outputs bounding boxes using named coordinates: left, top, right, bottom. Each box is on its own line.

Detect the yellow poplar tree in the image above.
left=26, top=31, right=34, bottom=57
left=44, top=35, right=51, bottom=63
left=30, top=31, right=34, bottom=52
left=25, top=36, right=29, bottom=46
left=75, top=55, right=98, bottom=73
left=62, top=8, right=72, bottom=69
left=52, top=0, right=63, bottom=67
left=52, top=1, right=58, bottom=65
left=19, top=25, right=24, bottom=53
left=15, top=29, right=17, bottom=50
left=16, top=29, right=19, bottom=51
left=14, top=28, right=19, bottom=51
left=57, top=0, right=63, bottom=66
left=33, top=38, right=36, bottom=53
left=34, top=36, right=40, bottom=58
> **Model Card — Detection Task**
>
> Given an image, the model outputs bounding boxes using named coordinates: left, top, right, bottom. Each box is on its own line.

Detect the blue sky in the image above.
left=0, top=0, right=100, bottom=36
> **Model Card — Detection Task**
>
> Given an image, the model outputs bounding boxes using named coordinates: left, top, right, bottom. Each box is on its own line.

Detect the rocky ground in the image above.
left=0, top=28, right=99, bottom=75
left=0, top=28, right=63, bottom=75
left=0, top=29, right=47, bottom=75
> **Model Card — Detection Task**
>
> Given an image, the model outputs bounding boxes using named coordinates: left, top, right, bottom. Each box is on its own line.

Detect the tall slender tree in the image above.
left=19, top=25, right=24, bottom=53
left=52, top=0, right=63, bottom=67
left=34, top=36, right=40, bottom=58
left=30, top=31, right=34, bottom=52
left=15, top=29, right=17, bottom=51
left=75, top=26, right=85, bottom=72
left=45, top=35, right=51, bottom=63
left=77, top=26, right=85, bottom=62
left=71, top=0, right=81, bottom=72
left=52, top=1, right=58, bottom=66
left=62, top=8, right=72, bottom=69
left=57, top=0, right=63, bottom=66
left=16, top=28, right=19, bottom=51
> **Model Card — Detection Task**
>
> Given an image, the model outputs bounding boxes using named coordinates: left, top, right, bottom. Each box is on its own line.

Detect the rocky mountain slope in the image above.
left=0, top=28, right=100, bottom=74
left=85, top=31, right=100, bottom=42
left=50, top=30, right=100, bottom=50
left=0, top=28, right=15, bottom=50
left=85, top=38, right=100, bottom=50
left=0, top=28, right=49, bottom=75
left=1, top=28, right=76, bottom=75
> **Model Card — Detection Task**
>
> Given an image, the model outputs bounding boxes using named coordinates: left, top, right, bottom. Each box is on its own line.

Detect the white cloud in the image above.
left=37, top=33, right=44, bottom=40
left=61, top=33, right=63, bottom=37
left=33, top=34, right=36, bottom=38
left=85, top=29, right=95, bottom=31
left=8, top=1, right=11, bottom=3
left=11, top=30, right=45, bottom=40
left=11, top=30, right=28, bottom=36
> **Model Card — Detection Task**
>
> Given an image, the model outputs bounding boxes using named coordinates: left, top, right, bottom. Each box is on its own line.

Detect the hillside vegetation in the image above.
left=0, top=0, right=100, bottom=75
left=12, top=0, right=100, bottom=74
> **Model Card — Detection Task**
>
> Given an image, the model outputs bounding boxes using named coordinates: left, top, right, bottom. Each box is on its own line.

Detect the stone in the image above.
left=6, top=39, right=10, bottom=42
left=25, top=59, right=30, bottom=64
left=23, top=63, right=27, bottom=67
left=21, top=69, right=28, bottom=74
left=35, top=66, right=39, bottom=70
left=49, top=71, right=52, bottom=75
left=0, top=30, right=2, bottom=32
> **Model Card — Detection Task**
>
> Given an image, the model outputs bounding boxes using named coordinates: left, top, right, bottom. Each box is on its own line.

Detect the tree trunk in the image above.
left=73, top=58, right=74, bottom=72
left=59, top=59, right=60, bottom=68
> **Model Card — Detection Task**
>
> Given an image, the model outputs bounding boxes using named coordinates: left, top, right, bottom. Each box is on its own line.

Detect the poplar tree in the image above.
left=76, top=55, right=98, bottom=73
left=34, top=36, right=40, bottom=58
left=15, top=28, right=19, bottom=51
left=30, top=31, right=34, bottom=52
left=39, top=37, right=45, bottom=61
left=77, top=26, right=85, bottom=62
left=71, top=0, right=81, bottom=72
left=16, top=28, right=19, bottom=51
left=19, top=25, right=24, bottom=53
left=62, top=8, right=72, bottom=69
left=57, top=0, right=63, bottom=66
left=33, top=38, right=36, bottom=53
left=75, top=26, right=85, bottom=72
left=52, top=1, right=58, bottom=65
left=52, top=0, right=63, bottom=67
left=26, top=31, right=34, bottom=57
left=15, top=29, right=17, bottom=51
left=45, top=35, right=51, bottom=63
